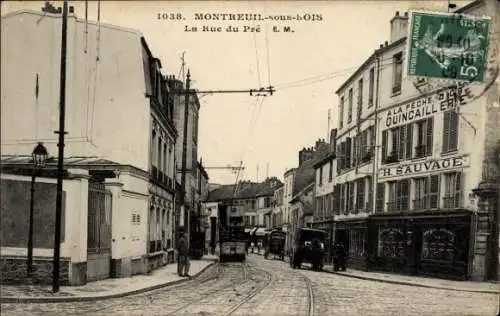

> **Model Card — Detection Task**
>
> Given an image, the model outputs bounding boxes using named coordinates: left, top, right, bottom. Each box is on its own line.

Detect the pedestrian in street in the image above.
left=333, top=241, right=346, bottom=271
left=177, top=230, right=191, bottom=277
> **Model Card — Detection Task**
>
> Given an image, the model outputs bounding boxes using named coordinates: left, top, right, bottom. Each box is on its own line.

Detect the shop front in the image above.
left=334, top=217, right=369, bottom=270
left=367, top=209, right=473, bottom=280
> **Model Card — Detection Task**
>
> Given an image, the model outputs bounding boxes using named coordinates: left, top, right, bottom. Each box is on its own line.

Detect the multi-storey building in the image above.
left=0, top=7, right=177, bottom=284
left=333, top=0, right=499, bottom=281
left=271, top=185, right=285, bottom=229
left=312, top=129, right=337, bottom=262
left=282, top=168, right=296, bottom=255
left=288, top=139, right=330, bottom=253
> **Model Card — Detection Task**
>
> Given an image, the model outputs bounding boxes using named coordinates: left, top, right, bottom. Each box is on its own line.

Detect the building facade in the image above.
left=282, top=168, right=296, bottom=255
left=272, top=185, right=285, bottom=229
left=1, top=8, right=178, bottom=284
left=333, top=0, right=499, bottom=281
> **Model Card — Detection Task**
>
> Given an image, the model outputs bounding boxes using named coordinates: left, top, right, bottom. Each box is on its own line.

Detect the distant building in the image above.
left=271, top=185, right=285, bottom=229
left=333, top=0, right=499, bottom=281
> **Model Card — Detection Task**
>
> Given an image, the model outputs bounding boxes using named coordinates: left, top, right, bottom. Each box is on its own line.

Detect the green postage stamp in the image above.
left=406, top=10, right=491, bottom=83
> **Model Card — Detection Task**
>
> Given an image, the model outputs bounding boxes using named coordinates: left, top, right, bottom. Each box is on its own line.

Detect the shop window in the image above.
left=442, top=110, right=459, bottom=153
left=421, top=228, right=455, bottom=261
left=377, top=227, right=405, bottom=258
left=443, top=172, right=462, bottom=208
left=415, top=118, right=434, bottom=158
left=349, top=229, right=366, bottom=257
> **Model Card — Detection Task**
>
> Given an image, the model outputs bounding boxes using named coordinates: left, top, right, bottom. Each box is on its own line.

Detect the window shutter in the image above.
left=337, top=144, right=342, bottom=171
left=352, top=136, right=357, bottom=167
left=382, top=130, right=388, bottom=163
left=455, top=172, right=462, bottom=207
left=443, top=111, right=450, bottom=152
left=376, top=183, right=385, bottom=213
left=429, top=175, right=440, bottom=209
left=426, top=118, right=434, bottom=156
left=346, top=138, right=352, bottom=168
left=399, top=125, right=407, bottom=160
left=391, top=128, right=399, bottom=155
left=406, top=124, right=413, bottom=159
left=333, top=185, right=339, bottom=215
left=366, top=176, right=373, bottom=211
left=450, top=110, right=459, bottom=151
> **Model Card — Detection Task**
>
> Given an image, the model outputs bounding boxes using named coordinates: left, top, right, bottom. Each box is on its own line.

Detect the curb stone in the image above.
left=1, top=260, right=218, bottom=304
left=322, top=268, right=499, bottom=295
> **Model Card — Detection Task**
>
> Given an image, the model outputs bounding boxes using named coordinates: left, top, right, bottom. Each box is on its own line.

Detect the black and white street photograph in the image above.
left=1, top=0, right=499, bottom=315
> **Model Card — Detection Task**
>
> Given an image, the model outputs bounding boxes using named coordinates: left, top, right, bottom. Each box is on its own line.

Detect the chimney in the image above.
left=390, top=10, right=409, bottom=43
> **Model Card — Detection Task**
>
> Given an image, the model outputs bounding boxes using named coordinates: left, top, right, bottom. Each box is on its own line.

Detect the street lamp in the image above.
left=27, top=142, right=49, bottom=278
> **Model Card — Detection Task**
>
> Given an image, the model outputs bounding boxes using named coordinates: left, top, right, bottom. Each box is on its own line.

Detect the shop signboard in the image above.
left=379, top=154, right=470, bottom=179
left=406, top=10, right=491, bottom=83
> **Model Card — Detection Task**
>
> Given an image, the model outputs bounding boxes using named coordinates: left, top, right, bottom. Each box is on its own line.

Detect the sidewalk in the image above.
left=322, top=263, right=499, bottom=294
left=0, top=255, right=218, bottom=304
left=269, top=254, right=499, bottom=295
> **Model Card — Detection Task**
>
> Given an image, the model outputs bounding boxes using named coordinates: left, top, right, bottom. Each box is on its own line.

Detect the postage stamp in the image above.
left=405, top=10, right=492, bottom=83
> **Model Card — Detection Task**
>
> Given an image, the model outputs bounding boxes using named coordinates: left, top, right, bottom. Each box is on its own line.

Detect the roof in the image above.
left=292, top=151, right=329, bottom=196
left=454, top=0, right=484, bottom=13
left=313, top=152, right=336, bottom=169
left=206, top=178, right=283, bottom=202
left=335, top=36, right=406, bottom=95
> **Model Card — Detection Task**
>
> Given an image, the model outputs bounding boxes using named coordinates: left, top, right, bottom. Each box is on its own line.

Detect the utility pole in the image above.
left=179, top=69, right=191, bottom=242
left=53, top=0, right=68, bottom=293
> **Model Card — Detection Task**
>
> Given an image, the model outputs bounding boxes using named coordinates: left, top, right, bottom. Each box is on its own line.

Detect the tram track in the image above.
left=164, top=262, right=256, bottom=316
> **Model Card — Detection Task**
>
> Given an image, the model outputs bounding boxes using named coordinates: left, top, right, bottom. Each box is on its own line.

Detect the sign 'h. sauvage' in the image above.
left=379, top=155, right=469, bottom=179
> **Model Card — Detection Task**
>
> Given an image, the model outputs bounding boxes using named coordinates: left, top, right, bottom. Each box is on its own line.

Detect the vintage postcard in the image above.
left=1, top=0, right=499, bottom=315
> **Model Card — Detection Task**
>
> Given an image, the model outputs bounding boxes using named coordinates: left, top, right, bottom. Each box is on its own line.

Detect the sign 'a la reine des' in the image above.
left=406, top=10, right=491, bottom=83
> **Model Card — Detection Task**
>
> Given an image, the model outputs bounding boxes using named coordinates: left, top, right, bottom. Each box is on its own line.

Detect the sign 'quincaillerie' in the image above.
left=379, top=155, right=469, bottom=179
left=406, top=10, right=491, bottom=83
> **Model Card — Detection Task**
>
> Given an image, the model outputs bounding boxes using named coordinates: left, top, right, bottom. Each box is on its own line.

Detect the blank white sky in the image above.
left=2, top=0, right=471, bottom=184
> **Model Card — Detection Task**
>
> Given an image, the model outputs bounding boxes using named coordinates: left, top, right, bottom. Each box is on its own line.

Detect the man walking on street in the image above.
left=177, top=230, right=190, bottom=277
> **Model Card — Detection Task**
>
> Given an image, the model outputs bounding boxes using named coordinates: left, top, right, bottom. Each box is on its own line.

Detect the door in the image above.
left=87, top=182, right=112, bottom=282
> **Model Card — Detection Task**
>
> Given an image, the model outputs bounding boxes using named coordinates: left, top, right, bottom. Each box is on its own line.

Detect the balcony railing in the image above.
left=443, top=195, right=462, bottom=209
left=384, top=152, right=399, bottom=164
left=361, top=150, right=373, bottom=163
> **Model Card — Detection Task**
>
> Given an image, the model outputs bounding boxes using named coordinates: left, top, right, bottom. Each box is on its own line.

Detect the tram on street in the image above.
left=218, top=203, right=247, bottom=262
left=264, top=228, right=286, bottom=260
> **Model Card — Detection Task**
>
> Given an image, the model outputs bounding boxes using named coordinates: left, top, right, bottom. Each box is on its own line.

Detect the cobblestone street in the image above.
left=2, top=254, right=498, bottom=316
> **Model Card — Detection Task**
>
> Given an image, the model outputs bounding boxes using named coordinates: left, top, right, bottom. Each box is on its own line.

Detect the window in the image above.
left=392, top=52, right=403, bottom=94
left=345, top=137, right=352, bottom=169
left=442, top=110, right=459, bottom=153
left=157, top=138, right=162, bottom=172
left=387, top=180, right=410, bottom=212
left=333, top=184, right=341, bottom=215
left=368, top=68, right=375, bottom=107
left=388, top=124, right=413, bottom=162
left=413, top=177, right=428, bottom=210
left=339, top=96, right=344, bottom=129
left=319, top=166, right=323, bottom=186
left=151, top=130, right=157, bottom=167
left=339, top=183, right=347, bottom=215
left=349, top=229, right=366, bottom=257
left=415, top=118, right=434, bottom=158
left=328, top=160, right=333, bottom=182
left=347, top=88, right=353, bottom=123
left=357, top=79, right=363, bottom=118
left=443, top=172, right=462, bottom=208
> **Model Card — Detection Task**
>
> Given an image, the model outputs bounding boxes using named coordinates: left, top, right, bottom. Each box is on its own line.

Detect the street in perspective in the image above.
left=1, top=0, right=499, bottom=315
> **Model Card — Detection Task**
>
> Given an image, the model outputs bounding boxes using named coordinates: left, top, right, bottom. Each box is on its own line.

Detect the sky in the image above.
left=2, top=0, right=472, bottom=185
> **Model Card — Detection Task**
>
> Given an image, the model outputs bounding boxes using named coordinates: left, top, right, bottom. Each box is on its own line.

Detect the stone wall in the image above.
left=0, top=256, right=70, bottom=285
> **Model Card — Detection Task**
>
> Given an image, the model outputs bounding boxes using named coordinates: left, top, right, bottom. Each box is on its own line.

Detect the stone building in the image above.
left=332, top=0, right=499, bottom=281
left=1, top=8, right=177, bottom=284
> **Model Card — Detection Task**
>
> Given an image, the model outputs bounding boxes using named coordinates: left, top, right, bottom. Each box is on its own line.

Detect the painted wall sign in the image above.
left=384, top=84, right=473, bottom=128
left=406, top=10, right=491, bottom=83
left=379, top=155, right=469, bottom=179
